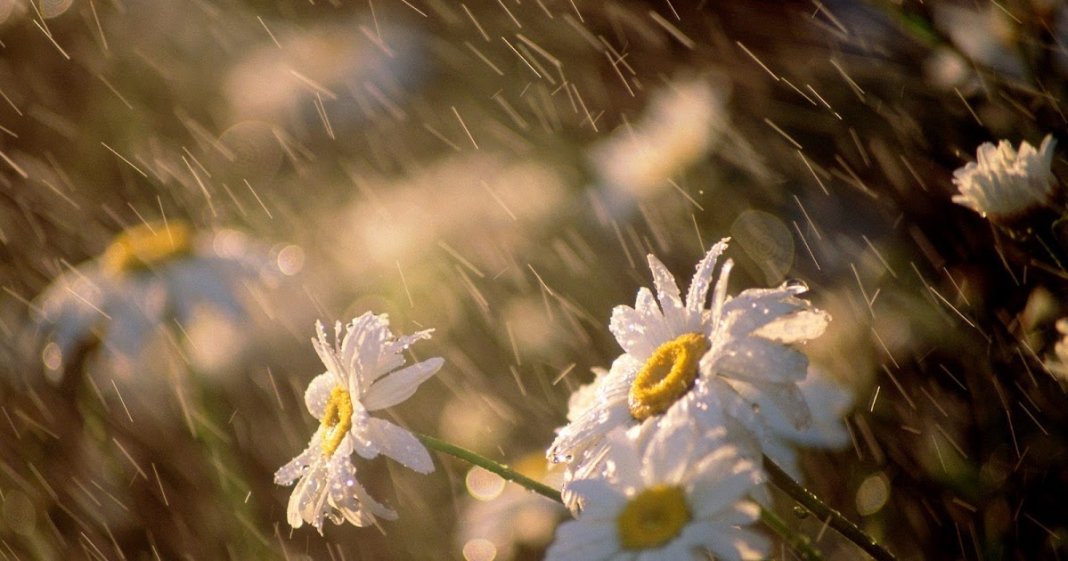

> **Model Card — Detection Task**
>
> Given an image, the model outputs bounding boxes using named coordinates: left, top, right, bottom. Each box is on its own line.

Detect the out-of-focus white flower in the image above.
left=952, top=135, right=1057, bottom=220
left=590, top=79, right=726, bottom=206
left=934, top=4, right=1026, bottom=80
left=1045, top=318, right=1068, bottom=384
left=755, top=370, right=853, bottom=479
left=339, top=153, right=565, bottom=274
left=225, top=23, right=426, bottom=131
left=274, top=313, right=443, bottom=532
left=546, top=431, right=768, bottom=561
left=547, top=239, right=830, bottom=492
left=459, top=454, right=567, bottom=561
left=33, top=220, right=275, bottom=381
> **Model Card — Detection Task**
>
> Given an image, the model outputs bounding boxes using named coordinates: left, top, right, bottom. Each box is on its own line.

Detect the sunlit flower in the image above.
left=274, top=312, right=444, bottom=532
left=548, top=239, right=830, bottom=485
left=952, top=135, right=1057, bottom=220
left=546, top=430, right=768, bottom=561
left=33, top=220, right=274, bottom=381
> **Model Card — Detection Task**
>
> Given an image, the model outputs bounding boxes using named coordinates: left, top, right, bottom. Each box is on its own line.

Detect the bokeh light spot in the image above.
left=465, top=466, right=505, bottom=501
left=462, top=538, right=497, bottom=561
left=277, top=244, right=305, bottom=276
left=856, top=472, right=890, bottom=516
left=42, top=341, right=62, bottom=372
left=730, top=210, right=794, bottom=285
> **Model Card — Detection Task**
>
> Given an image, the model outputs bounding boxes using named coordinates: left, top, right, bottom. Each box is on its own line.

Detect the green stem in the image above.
left=760, top=507, right=823, bottom=561
left=415, top=433, right=563, bottom=503
left=764, top=455, right=896, bottom=561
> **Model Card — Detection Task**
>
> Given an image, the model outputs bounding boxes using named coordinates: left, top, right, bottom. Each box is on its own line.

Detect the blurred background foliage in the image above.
left=1, top=0, right=1067, bottom=559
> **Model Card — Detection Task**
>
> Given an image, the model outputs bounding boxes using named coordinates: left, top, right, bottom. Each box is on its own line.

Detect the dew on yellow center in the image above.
left=102, top=220, right=193, bottom=274
left=617, top=485, right=691, bottom=550
left=320, top=386, right=353, bottom=456
left=628, top=332, right=709, bottom=421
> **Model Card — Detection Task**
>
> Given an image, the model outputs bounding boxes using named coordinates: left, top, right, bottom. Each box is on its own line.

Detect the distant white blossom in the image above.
left=590, top=79, right=726, bottom=200
left=33, top=221, right=274, bottom=381
left=934, top=4, right=1026, bottom=80
left=548, top=239, right=830, bottom=497
left=546, top=430, right=768, bottom=561
left=952, top=135, right=1057, bottom=220
left=1045, top=318, right=1068, bottom=385
left=274, top=313, right=443, bottom=532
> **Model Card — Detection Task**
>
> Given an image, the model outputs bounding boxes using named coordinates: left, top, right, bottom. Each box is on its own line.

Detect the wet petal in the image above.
left=305, top=372, right=337, bottom=418
left=362, top=417, right=434, bottom=473
left=363, top=357, right=443, bottom=410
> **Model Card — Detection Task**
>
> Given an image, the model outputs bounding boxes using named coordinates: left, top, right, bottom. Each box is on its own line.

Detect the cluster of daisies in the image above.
left=30, top=131, right=1060, bottom=559
left=267, top=238, right=835, bottom=560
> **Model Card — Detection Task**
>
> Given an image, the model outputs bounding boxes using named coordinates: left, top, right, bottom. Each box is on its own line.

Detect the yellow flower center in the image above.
left=102, top=220, right=193, bottom=274
left=628, top=332, right=709, bottom=421
left=320, top=386, right=353, bottom=456
left=616, top=485, right=692, bottom=550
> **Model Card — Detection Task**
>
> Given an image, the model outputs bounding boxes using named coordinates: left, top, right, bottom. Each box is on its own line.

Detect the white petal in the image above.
left=548, top=399, right=632, bottom=464
left=685, top=239, right=729, bottom=312
left=710, top=259, right=734, bottom=329
left=691, top=463, right=761, bottom=519
left=641, top=536, right=691, bottom=561
left=545, top=518, right=620, bottom=561
left=720, top=288, right=808, bottom=334
left=287, top=457, right=331, bottom=531
left=751, top=309, right=830, bottom=344
left=353, top=313, right=395, bottom=383
left=363, top=357, right=444, bottom=410
left=683, top=521, right=769, bottom=561
left=709, top=502, right=762, bottom=527
left=710, top=338, right=809, bottom=384
left=566, top=478, right=627, bottom=519
left=743, top=378, right=807, bottom=431
left=642, top=415, right=700, bottom=485
left=304, top=372, right=337, bottom=419
left=647, top=254, right=683, bottom=323
left=312, top=320, right=344, bottom=380
left=274, top=429, right=324, bottom=486
left=362, top=417, right=434, bottom=473
left=610, top=304, right=656, bottom=359
left=328, top=453, right=397, bottom=526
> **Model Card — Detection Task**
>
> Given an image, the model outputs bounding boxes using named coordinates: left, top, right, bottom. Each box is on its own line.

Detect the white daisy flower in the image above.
left=952, top=134, right=1057, bottom=220
left=33, top=220, right=274, bottom=381
left=274, top=312, right=444, bottom=532
left=548, top=239, right=830, bottom=483
left=547, top=430, right=768, bottom=561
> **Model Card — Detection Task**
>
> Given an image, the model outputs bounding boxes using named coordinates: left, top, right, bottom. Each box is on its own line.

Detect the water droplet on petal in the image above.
left=782, top=278, right=808, bottom=293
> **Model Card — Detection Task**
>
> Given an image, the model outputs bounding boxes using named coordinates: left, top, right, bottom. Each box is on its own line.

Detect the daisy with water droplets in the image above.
left=33, top=220, right=275, bottom=381
left=548, top=239, right=830, bottom=486
left=546, top=429, right=768, bottom=561
left=952, top=134, right=1057, bottom=220
left=274, top=312, right=444, bottom=532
